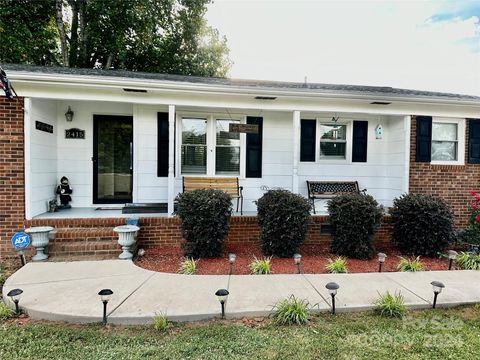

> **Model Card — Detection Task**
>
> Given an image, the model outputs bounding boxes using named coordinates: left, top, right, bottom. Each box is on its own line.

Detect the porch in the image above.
left=25, top=97, right=410, bottom=221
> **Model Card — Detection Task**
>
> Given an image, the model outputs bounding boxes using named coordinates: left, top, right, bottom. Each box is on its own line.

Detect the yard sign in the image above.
left=11, top=232, right=30, bottom=250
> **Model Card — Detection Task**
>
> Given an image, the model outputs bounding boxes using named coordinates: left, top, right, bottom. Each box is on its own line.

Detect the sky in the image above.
left=206, top=0, right=480, bottom=96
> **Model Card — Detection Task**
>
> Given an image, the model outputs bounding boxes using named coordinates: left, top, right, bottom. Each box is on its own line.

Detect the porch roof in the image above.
left=5, top=64, right=480, bottom=105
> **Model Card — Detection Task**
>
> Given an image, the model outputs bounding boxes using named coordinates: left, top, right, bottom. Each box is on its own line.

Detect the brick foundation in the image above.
left=409, top=116, right=479, bottom=227
left=23, top=215, right=392, bottom=260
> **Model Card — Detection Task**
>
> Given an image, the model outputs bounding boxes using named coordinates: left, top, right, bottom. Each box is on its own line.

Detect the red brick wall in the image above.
left=409, top=116, right=479, bottom=227
left=24, top=215, right=392, bottom=259
left=0, top=97, right=25, bottom=264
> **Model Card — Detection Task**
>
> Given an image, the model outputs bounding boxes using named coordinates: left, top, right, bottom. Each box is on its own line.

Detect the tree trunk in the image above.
left=55, top=0, right=69, bottom=67
left=68, top=0, right=79, bottom=67
left=105, top=54, right=113, bottom=69
left=78, top=0, right=88, bottom=67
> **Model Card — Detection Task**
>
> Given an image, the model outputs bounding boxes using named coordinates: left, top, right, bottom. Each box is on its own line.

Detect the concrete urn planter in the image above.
left=25, top=226, right=54, bottom=261
left=114, top=225, right=140, bottom=260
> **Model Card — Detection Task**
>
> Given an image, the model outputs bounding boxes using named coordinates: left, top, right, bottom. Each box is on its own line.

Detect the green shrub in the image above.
left=0, top=301, right=14, bottom=320
left=328, top=193, right=383, bottom=259
left=153, top=312, right=170, bottom=332
left=396, top=256, right=424, bottom=272
left=455, top=252, right=480, bottom=270
left=250, top=256, right=272, bottom=275
left=374, top=291, right=406, bottom=318
left=390, top=193, right=455, bottom=256
left=178, top=258, right=197, bottom=275
left=175, top=189, right=232, bottom=258
left=256, top=190, right=311, bottom=257
left=271, top=295, right=311, bottom=325
left=325, top=257, right=348, bottom=274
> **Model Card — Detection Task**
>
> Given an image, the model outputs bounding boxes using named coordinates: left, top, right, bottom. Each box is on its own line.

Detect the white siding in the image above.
left=298, top=115, right=407, bottom=211
left=29, top=99, right=58, bottom=217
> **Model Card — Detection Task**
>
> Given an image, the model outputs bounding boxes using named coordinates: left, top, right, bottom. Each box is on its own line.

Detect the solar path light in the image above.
left=377, top=252, right=387, bottom=272
left=325, top=282, right=339, bottom=315
left=7, top=288, right=23, bottom=314
left=228, top=253, right=236, bottom=275
left=215, top=289, right=229, bottom=319
left=430, top=281, right=445, bottom=309
left=98, top=289, right=113, bottom=325
left=293, top=253, right=302, bottom=274
left=447, top=250, right=458, bottom=270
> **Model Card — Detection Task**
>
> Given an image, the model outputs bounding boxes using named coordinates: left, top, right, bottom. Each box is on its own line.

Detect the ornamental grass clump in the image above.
left=153, top=312, right=170, bottom=332
left=325, top=257, right=348, bottom=274
left=455, top=252, right=480, bottom=270
left=374, top=291, right=407, bottom=318
left=396, top=256, right=424, bottom=272
left=390, top=193, right=455, bottom=256
left=256, top=190, right=311, bottom=257
left=271, top=295, right=311, bottom=325
left=0, top=301, right=14, bottom=320
left=328, top=193, right=383, bottom=259
left=250, top=256, right=272, bottom=275
left=175, top=189, right=232, bottom=258
left=178, top=258, right=197, bottom=275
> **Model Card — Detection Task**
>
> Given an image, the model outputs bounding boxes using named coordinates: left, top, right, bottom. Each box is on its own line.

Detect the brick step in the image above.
left=47, top=227, right=120, bottom=259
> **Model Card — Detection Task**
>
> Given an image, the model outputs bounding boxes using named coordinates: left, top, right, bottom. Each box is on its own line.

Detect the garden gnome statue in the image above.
left=56, top=176, right=73, bottom=209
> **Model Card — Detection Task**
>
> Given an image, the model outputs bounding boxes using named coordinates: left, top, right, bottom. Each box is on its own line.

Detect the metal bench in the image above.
left=306, top=181, right=364, bottom=214
left=183, top=177, right=244, bottom=215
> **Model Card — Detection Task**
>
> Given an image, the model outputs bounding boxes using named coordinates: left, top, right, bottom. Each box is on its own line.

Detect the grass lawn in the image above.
left=1, top=306, right=480, bottom=359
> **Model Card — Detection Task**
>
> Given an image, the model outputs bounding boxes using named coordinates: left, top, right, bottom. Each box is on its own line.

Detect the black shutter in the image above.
left=416, top=116, right=432, bottom=162
left=352, top=121, right=368, bottom=162
left=246, top=116, right=263, bottom=178
left=469, top=119, right=480, bottom=164
left=157, top=112, right=169, bottom=177
left=300, top=119, right=316, bottom=162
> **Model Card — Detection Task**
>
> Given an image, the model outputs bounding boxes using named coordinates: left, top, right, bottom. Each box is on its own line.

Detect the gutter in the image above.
left=7, top=71, right=480, bottom=107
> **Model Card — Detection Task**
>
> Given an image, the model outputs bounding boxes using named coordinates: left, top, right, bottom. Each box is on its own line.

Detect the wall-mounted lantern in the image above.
left=65, top=106, right=74, bottom=122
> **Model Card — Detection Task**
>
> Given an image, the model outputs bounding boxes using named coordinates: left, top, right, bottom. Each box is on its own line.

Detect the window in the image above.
left=181, top=118, right=207, bottom=174
left=431, top=122, right=458, bottom=161
left=429, top=118, right=465, bottom=165
left=179, top=115, right=244, bottom=176
left=319, top=124, right=347, bottom=159
left=216, top=119, right=240, bottom=174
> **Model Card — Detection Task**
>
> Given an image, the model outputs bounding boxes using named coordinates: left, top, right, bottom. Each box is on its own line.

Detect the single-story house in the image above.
left=0, top=64, right=479, bottom=260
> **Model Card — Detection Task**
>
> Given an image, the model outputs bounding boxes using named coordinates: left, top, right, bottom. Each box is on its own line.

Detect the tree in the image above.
left=0, top=0, right=231, bottom=77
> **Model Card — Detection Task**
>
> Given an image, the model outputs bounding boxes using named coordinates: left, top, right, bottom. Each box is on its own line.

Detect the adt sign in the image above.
left=11, top=232, right=30, bottom=250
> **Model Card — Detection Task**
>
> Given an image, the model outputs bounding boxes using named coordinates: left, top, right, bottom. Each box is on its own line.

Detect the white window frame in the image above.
left=315, top=118, right=353, bottom=164
left=430, top=117, right=465, bottom=166
left=175, top=112, right=246, bottom=178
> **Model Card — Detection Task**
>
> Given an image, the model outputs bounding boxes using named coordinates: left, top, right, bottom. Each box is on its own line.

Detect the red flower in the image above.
left=476, top=214, right=480, bottom=223
left=471, top=191, right=479, bottom=197
left=473, top=204, right=479, bottom=210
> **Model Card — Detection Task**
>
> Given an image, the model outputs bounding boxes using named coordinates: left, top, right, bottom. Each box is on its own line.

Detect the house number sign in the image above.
left=65, top=128, right=85, bottom=139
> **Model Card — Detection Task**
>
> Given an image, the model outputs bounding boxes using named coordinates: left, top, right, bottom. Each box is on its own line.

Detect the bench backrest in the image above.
left=183, top=177, right=240, bottom=196
left=307, top=181, right=359, bottom=196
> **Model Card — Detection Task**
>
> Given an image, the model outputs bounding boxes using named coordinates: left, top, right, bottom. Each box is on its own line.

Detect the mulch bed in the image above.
left=134, top=244, right=450, bottom=275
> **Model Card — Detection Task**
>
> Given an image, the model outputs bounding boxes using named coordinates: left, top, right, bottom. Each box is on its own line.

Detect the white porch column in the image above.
left=167, top=105, right=176, bottom=216
left=292, top=110, right=301, bottom=194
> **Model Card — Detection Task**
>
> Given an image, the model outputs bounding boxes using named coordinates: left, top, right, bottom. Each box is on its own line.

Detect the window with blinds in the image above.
left=216, top=119, right=240, bottom=175
left=181, top=118, right=207, bottom=174
left=319, top=124, right=347, bottom=159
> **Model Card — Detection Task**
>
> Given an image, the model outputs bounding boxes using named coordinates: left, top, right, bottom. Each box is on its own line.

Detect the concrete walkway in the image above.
left=2, top=260, right=480, bottom=325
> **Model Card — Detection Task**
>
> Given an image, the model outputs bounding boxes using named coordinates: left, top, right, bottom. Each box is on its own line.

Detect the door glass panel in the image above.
left=181, top=118, right=207, bottom=174
left=96, top=118, right=133, bottom=202
left=216, top=119, right=240, bottom=174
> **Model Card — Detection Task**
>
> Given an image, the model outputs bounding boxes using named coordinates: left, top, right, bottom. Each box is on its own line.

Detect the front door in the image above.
left=93, top=115, right=133, bottom=204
